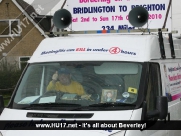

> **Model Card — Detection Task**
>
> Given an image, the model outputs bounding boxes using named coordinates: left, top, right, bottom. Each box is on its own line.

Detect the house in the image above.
left=0, top=0, right=53, bottom=69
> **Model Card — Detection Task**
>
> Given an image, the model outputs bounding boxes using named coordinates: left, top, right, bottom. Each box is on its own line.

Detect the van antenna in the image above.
left=162, top=0, right=172, bottom=29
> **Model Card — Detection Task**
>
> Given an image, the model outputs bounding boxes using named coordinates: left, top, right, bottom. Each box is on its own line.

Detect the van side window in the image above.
left=146, top=63, right=162, bottom=112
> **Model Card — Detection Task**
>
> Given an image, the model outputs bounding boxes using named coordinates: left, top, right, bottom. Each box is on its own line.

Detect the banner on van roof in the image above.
left=67, top=0, right=171, bottom=32
left=163, top=63, right=181, bottom=102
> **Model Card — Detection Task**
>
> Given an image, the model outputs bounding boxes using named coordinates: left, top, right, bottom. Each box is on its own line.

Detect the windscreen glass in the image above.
left=13, top=62, right=143, bottom=110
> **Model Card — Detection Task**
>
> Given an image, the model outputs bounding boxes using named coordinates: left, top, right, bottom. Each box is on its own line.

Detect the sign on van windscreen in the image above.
left=67, top=0, right=171, bottom=31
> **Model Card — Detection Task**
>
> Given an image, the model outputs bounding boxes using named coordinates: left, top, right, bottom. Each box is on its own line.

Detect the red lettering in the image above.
left=76, top=48, right=86, bottom=51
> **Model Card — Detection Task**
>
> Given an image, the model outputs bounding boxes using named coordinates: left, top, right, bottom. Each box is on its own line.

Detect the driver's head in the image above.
left=58, top=68, right=71, bottom=85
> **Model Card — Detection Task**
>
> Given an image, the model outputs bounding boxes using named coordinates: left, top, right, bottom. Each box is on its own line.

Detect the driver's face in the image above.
left=58, top=74, right=71, bottom=85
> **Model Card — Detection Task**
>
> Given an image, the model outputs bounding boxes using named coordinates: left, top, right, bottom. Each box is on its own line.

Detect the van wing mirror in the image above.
left=156, top=96, right=168, bottom=120
left=142, top=96, right=168, bottom=121
left=0, top=95, right=4, bottom=115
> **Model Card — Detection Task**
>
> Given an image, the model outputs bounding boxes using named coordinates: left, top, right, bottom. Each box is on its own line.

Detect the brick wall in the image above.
left=0, top=0, right=44, bottom=62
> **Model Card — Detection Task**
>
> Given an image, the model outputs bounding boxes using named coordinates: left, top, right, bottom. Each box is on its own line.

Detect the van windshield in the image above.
left=12, top=62, right=142, bottom=110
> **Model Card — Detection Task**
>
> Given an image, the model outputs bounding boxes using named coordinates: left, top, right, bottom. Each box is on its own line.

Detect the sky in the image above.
left=24, top=0, right=181, bottom=33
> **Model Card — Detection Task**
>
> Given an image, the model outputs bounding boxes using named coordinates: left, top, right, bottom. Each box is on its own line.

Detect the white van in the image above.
left=0, top=8, right=181, bottom=136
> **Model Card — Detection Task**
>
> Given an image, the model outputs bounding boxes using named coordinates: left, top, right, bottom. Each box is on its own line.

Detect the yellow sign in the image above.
left=128, top=87, right=138, bottom=94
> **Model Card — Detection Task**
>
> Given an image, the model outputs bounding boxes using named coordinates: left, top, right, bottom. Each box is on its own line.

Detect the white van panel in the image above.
left=0, top=108, right=133, bottom=120
left=1, top=130, right=122, bottom=136
left=29, top=35, right=160, bottom=63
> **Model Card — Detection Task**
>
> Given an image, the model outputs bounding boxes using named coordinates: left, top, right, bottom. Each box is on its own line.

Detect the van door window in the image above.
left=146, top=63, right=162, bottom=112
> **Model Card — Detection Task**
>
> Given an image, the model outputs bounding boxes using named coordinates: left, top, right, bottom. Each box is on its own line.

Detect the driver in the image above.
left=47, top=68, right=88, bottom=97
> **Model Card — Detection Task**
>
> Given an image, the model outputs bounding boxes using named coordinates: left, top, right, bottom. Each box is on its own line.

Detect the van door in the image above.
left=161, top=62, right=181, bottom=136
left=145, top=63, right=167, bottom=136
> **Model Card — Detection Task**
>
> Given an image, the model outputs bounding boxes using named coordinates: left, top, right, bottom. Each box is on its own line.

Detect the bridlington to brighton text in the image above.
left=73, top=4, right=165, bottom=14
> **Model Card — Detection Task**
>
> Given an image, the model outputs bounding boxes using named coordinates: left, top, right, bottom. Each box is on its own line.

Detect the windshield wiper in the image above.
left=69, top=103, right=136, bottom=111
left=22, top=103, right=81, bottom=110
left=31, top=103, right=81, bottom=107
left=89, top=102, right=136, bottom=107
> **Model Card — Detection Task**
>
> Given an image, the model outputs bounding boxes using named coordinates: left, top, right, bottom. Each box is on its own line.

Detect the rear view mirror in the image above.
left=94, top=62, right=139, bottom=74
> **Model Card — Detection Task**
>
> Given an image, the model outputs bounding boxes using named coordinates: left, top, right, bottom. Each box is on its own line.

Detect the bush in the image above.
left=0, top=59, right=22, bottom=89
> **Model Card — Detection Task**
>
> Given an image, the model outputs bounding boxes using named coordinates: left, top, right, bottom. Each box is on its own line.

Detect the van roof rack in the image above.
left=45, top=28, right=178, bottom=36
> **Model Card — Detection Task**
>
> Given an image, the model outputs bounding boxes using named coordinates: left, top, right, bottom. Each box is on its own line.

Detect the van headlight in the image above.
left=109, top=130, right=125, bottom=136
left=0, top=132, right=3, bottom=136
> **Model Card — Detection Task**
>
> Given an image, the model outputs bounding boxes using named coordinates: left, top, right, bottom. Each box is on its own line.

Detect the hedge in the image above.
left=0, top=59, right=22, bottom=89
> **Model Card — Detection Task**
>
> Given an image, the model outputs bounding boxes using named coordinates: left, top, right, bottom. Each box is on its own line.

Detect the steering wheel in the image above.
left=43, top=90, right=65, bottom=99
left=44, top=90, right=58, bottom=95
left=90, top=93, right=100, bottom=101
